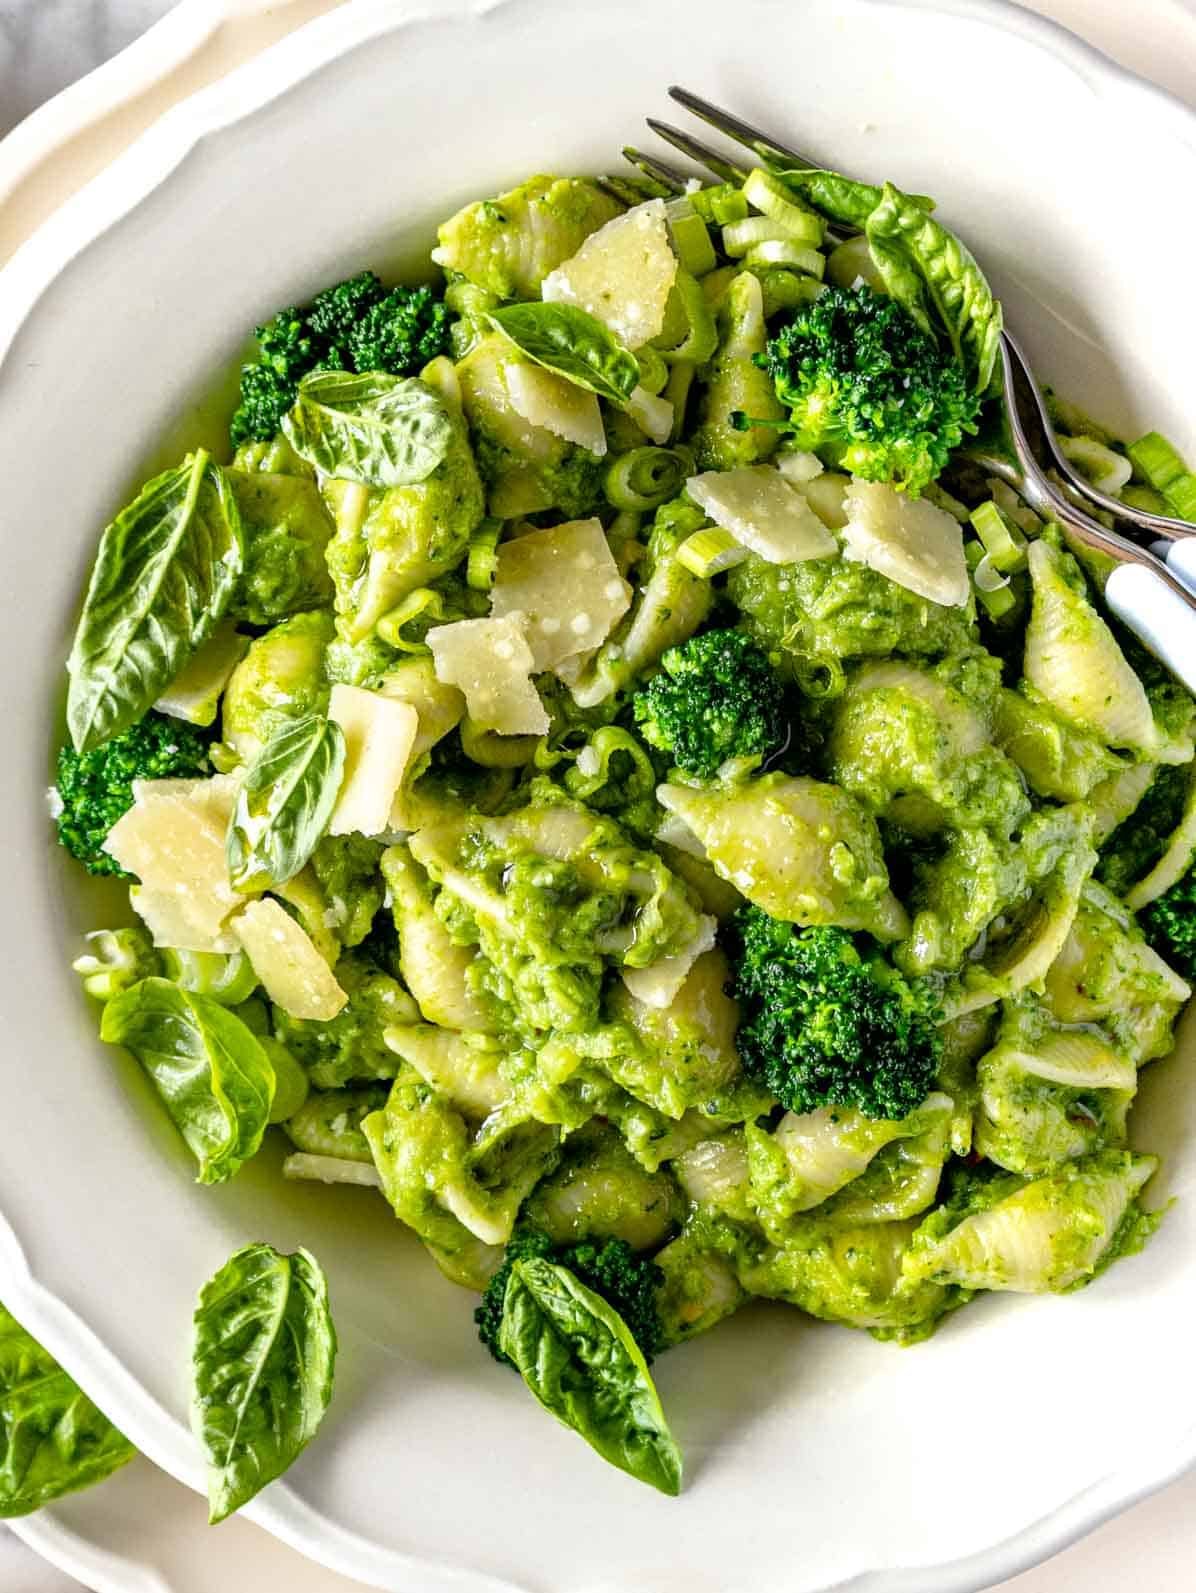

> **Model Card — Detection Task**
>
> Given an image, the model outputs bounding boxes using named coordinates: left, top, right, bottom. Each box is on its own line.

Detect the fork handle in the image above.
left=1106, top=562, right=1196, bottom=696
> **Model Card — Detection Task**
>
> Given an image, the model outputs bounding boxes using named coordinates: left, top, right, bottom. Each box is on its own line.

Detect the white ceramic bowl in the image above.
left=4, top=3, right=1196, bottom=1590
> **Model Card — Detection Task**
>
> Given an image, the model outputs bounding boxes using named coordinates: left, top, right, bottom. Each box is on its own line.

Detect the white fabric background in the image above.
left=3, top=2, right=1196, bottom=1590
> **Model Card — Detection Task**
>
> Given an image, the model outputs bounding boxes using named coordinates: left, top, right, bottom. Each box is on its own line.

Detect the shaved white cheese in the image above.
left=490, top=518, right=631, bottom=671
left=130, top=885, right=238, bottom=955
left=624, top=385, right=674, bottom=444
left=542, top=199, right=677, bottom=349
left=105, top=775, right=243, bottom=951
left=775, top=448, right=824, bottom=485
left=620, top=915, right=717, bottom=1009
left=842, top=478, right=970, bottom=606
left=154, top=622, right=247, bottom=727
left=686, top=466, right=837, bottom=563
left=327, top=684, right=418, bottom=837
left=427, top=612, right=549, bottom=735
left=504, top=362, right=607, bottom=456
left=230, top=897, right=347, bottom=1020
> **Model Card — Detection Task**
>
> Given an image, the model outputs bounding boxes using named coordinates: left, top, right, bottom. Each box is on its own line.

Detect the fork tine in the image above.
left=645, top=118, right=746, bottom=184
left=620, top=145, right=688, bottom=194
left=667, top=85, right=816, bottom=168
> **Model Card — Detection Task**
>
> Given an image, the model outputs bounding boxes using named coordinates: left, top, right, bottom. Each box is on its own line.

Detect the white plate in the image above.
left=4, top=3, right=1196, bottom=1591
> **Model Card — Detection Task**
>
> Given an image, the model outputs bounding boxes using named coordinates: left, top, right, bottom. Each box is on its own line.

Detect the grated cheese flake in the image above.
left=504, top=362, right=607, bottom=456
left=427, top=612, right=549, bottom=735
left=105, top=775, right=244, bottom=951
left=686, top=466, right=837, bottom=563
left=154, top=622, right=247, bottom=727
left=490, top=518, right=631, bottom=671
left=541, top=200, right=677, bottom=350
left=841, top=478, right=970, bottom=606
left=327, top=683, right=419, bottom=837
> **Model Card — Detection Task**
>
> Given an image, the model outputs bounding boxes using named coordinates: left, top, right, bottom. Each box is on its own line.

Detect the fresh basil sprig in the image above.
left=488, top=303, right=640, bottom=404
left=101, top=979, right=275, bottom=1185
left=191, top=1243, right=336, bottom=1523
left=499, top=1257, right=682, bottom=1495
left=226, top=713, right=345, bottom=892
left=66, top=450, right=243, bottom=754
left=0, top=1301, right=134, bottom=1517
left=283, top=371, right=452, bottom=488
left=774, top=168, right=1002, bottom=392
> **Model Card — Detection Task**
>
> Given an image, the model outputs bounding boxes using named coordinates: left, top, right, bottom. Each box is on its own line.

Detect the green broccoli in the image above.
left=475, top=1226, right=665, bottom=1366
left=54, top=710, right=210, bottom=876
left=230, top=271, right=452, bottom=446
left=632, top=629, right=787, bottom=781
left=758, top=283, right=981, bottom=495
left=1139, top=871, right=1196, bottom=982
left=729, top=906, right=942, bottom=1120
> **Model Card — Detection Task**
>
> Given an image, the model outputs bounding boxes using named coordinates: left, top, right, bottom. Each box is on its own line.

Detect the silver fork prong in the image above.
left=1001, top=331, right=1196, bottom=543
left=645, top=118, right=747, bottom=185
left=620, top=145, right=688, bottom=194
left=667, top=85, right=816, bottom=168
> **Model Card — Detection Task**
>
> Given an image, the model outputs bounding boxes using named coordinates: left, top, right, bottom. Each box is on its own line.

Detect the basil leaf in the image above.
left=191, top=1243, right=336, bottom=1523
left=774, top=168, right=1001, bottom=393
left=67, top=450, right=243, bottom=754
left=499, top=1258, right=682, bottom=1495
left=864, top=180, right=1002, bottom=393
left=227, top=714, right=345, bottom=891
left=282, top=372, right=452, bottom=488
left=0, top=1301, right=134, bottom=1517
left=488, top=303, right=639, bottom=403
left=100, top=979, right=274, bottom=1185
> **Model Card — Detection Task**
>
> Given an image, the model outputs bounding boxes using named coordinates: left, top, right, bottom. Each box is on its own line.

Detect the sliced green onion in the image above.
left=970, top=500, right=1027, bottom=573
left=722, top=216, right=803, bottom=258
left=755, top=268, right=825, bottom=317
left=1128, top=430, right=1196, bottom=520
left=605, top=446, right=695, bottom=512
left=743, top=240, right=826, bottom=278
left=964, top=539, right=1017, bottom=618
left=1056, top=434, right=1132, bottom=496
left=691, top=183, right=749, bottom=226
left=663, top=361, right=695, bottom=442
left=376, top=588, right=445, bottom=651
left=667, top=209, right=717, bottom=277
left=676, top=525, right=748, bottom=577
left=459, top=717, right=539, bottom=767
left=654, top=270, right=718, bottom=366
left=1120, top=482, right=1170, bottom=516
left=742, top=169, right=824, bottom=246
left=466, top=519, right=503, bottom=591
left=635, top=346, right=669, bottom=395
left=825, top=234, right=886, bottom=293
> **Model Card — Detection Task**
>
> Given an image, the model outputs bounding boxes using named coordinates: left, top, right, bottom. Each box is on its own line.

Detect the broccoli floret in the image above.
left=475, top=1226, right=664, bottom=1366
left=759, top=284, right=981, bottom=495
left=1139, top=870, right=1196, bottom=982
left=347, top=285, right=451, bottom=375
left=632, top=629, right=787, bottom=781
left=230, top=271, right=452, bottom=446
left=728, top=906, right=942, bottom=1120
left=54, top=711, right=210, bottom=876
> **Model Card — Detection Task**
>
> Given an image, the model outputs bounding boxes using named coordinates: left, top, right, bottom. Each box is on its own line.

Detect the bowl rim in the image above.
left=4, top=2, right=1196, bottom=1589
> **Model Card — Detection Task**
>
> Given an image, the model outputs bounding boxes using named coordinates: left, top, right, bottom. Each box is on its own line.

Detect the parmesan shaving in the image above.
left=230, top=898, right=347, bottom=1020
left=841, top=478, right=970, bottom=607
left=327, top=684, right=419, bottom=837
left=504, top=363, right=607, bottom=456
left=154, top=622, right=247, bottom=727
left=490, top=518, right=631, bottom=670
left=624, top=385, right=674, bottom=445
left=686, top=466, right=837, bottom=563
left=541, top=200, right=677, bottom=349
left=105, top=775, right=244, bottom=951
left=427, top=612, right=549, bottom=735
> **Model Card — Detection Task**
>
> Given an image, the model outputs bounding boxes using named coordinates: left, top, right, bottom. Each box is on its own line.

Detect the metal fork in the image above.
left=623, top=88, right=1196, bottom=692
